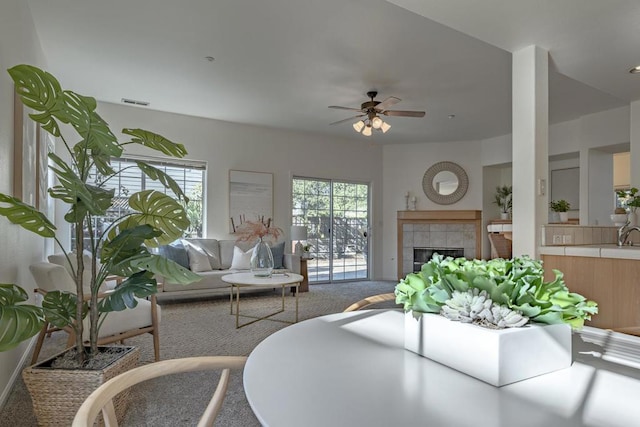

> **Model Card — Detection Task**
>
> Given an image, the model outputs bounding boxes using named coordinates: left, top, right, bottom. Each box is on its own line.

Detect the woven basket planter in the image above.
left=22, top=346, right=139, bottom=426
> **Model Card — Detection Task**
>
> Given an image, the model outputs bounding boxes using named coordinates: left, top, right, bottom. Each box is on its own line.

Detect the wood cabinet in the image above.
left=542, top=255, right=640, bottom=329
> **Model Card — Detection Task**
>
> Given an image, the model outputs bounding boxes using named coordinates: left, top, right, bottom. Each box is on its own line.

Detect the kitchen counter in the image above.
left=539, top=244, right=640, bottom=260
left=540, top=246, right=640, bottom=330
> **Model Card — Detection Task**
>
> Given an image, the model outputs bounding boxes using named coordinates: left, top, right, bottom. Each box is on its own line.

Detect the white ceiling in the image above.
left=24, top=0, right=639, bottom=144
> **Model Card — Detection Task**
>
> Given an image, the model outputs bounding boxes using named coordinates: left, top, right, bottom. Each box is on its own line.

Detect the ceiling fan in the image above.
left=329, top=91, right=425, bottom=136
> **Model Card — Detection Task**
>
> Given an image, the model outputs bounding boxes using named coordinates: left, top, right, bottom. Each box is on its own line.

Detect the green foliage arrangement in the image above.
left=617, top=187, right=640, bottom=213
left=0, top=65, right=200, bottom=360
left=549, top=199, right=571, bottom=213
left=395, top=254, right=598, bottom=329
left=493, top=185, right=512, bottom=214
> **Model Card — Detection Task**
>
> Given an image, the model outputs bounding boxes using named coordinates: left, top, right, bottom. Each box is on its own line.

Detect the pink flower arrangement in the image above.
left=235, top=220, right=283, bottom=243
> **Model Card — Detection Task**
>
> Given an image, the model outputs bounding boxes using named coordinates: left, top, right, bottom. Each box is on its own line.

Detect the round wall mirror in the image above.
left=422, top=161, right=469, bottom=205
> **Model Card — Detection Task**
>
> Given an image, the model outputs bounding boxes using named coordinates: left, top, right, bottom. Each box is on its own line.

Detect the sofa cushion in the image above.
left=230, top=246, right=252, bottom=270
left=157, top=241, right=190, bottom=269
left=270, top=242, right=285, bottom=269
left=186, top=238, right=222, bottom=270
left=219, top=240, right=237, bottom=269
left=183, top=240, right=213, bottom=272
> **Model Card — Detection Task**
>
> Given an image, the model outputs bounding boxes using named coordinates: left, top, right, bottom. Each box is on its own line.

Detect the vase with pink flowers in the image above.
left=235, top=220, right=283, bottom=276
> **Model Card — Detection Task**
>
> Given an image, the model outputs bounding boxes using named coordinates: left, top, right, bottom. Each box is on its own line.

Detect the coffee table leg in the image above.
left=236, top=285, right=241, bottom=328
left=230, top=286, right=233, bottom=315
left=281, top=285, right=285, bottom=311
left=295, top=283, right=299, bottom=322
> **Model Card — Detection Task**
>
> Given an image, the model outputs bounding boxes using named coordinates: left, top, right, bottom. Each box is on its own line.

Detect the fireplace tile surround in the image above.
left=397, top=210, right=482, bottom=279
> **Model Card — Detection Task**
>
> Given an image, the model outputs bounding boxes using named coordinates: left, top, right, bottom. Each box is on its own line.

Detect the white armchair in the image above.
left=28, top=261, right=161, bottom=364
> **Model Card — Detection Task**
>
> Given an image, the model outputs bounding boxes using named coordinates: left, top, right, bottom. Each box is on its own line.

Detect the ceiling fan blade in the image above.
left=383, top=110, right=426, bottom=118
left=328, top=106, right=362, bottom=112
left=374, top=96, right=401, bottom=112
left=329, top=114, right=365, bottom=125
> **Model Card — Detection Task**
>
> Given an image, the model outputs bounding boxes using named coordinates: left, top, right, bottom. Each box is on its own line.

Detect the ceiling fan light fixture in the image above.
left=362, top=125, right=372, bottom=136
left=353, top=120, right=365, bottom=132
left=380, top=121, right=391, bottom=133
left=371, top=116, right=383, bottom=129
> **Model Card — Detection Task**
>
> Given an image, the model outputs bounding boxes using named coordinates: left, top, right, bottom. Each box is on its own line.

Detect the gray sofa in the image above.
left=155, top=238, right=300, bottom=296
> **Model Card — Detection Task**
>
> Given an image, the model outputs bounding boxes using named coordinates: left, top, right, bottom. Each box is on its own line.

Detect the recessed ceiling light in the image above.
left=448, top=114, right=456, bottom=119
left=205, top=56, right=215, bottom=62
left=629, top=65, right=640, bottom=74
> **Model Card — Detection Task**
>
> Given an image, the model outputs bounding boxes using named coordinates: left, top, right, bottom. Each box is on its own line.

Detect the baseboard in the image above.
left=0, top=336, right=35, bottom=410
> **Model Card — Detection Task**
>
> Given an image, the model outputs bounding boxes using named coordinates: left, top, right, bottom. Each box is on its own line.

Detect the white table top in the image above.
left=221, top=272, right=303, bottom=287
left=243, top=309, right=640, bottom=427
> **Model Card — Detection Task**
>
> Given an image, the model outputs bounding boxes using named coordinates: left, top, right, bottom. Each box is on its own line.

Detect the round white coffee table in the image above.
left=221, top=272, right=303, bottom=328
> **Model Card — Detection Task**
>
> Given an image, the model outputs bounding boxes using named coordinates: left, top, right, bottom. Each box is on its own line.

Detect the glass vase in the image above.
left=251, top=239, right=274, bottom=277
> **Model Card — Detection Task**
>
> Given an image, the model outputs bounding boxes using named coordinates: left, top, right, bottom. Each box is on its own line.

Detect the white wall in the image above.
left=381, top=140, right=482, bottom=280
left=95, top=102, right=385, bottom=278
left=0, top=0, right=47, bottom=408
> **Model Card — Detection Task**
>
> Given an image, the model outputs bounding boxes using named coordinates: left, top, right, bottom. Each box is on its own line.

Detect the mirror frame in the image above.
left=422, top=161, right=469, bottom=205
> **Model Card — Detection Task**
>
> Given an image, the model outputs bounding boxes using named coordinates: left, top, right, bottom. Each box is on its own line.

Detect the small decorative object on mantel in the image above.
left=549, top=199, right=571, bottom=223
left=395, top=255, right=598, bottom=386
left=236, top=220, right=283, bottom=277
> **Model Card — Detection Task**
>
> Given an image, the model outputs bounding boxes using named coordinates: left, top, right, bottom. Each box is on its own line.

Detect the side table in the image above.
left=299, top=257, right=312, bottom=292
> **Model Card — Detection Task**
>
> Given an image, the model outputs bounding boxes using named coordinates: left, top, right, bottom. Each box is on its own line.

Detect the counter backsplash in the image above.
left=542, top=224, right=640, bottom=246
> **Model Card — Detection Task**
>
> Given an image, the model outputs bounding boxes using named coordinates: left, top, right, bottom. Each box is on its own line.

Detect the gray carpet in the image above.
left=0, top=280, right=398, bottom=426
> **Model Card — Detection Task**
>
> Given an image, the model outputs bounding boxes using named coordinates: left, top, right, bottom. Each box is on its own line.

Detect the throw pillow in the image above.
left=158, top=241, right=190, bottom=269
left=270, top=242, right=285, bottom=269
left=230, top=246, right=253, bottom=270
left=183, top=240, right=213, bottom=272
left=191, top=239, right=222, bottom=270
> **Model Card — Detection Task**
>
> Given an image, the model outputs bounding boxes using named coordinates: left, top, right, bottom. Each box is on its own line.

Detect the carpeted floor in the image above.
left=0, top=280, right=399, bottom=426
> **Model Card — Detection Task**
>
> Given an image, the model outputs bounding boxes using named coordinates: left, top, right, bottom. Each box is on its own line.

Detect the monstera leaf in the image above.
left=42, top=291, right=86, bottom=329
left=110, top=190, right=190, bottom=247
left=100, top=225, right=161, bottom=277
left=136, top=161, right=189, bottom=203
left=0, top=194, right=56, bottom=238
left=0, top=284, right=44, bottom=352
left=8, top=64, right=64, bottom=136
left=123, top=128, right=187, bottom=158
left=131, top=254, right=201, bottom=285
left=98, top=271, right=157, bottom=312
left=58, top=91, right=122, bottom=158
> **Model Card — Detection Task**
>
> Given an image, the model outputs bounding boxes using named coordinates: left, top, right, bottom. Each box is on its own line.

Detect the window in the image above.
left=71, top=156, right=205, bottom=250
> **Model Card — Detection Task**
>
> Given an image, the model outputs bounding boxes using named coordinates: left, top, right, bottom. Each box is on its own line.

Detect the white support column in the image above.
left=512, top=46, right=549, bottom=258
left=630, top=100, right=640, bottom=188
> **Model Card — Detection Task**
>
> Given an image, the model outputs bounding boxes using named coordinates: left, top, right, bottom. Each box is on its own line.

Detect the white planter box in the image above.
left=404, top=312, right=572, bottom=386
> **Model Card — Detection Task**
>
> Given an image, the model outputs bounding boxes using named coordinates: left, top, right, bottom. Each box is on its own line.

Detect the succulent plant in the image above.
left=441, top=289, right=491, bottom=323
left=440, top=289, right=528, bottom=329
left=395, top=254, right=598, bottom=329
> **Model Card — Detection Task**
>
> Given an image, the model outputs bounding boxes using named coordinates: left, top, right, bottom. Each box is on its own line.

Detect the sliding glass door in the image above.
left=292, top=177, right=369, bottom=283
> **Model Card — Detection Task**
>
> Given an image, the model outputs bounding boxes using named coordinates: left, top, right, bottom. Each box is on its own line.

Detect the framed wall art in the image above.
left=13, top=90, right=38, bottom=206
left=35, top=125, right=54, bottom=213
left=229, top=170, right=273, bottom=232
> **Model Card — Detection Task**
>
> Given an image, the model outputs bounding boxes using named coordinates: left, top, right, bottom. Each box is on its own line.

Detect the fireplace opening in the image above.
left=413, top=247, right=465, bottom=272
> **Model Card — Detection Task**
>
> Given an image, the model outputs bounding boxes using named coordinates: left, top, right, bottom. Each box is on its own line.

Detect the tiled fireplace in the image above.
left=397, top=210, right=482, bottom=279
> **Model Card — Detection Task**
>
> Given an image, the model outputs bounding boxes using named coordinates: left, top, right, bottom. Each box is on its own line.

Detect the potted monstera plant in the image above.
left=0, top=64, right=200, bottom=423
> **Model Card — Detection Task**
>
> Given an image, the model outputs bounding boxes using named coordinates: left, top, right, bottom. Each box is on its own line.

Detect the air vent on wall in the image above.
left=121, top=98, right=149, bottom=106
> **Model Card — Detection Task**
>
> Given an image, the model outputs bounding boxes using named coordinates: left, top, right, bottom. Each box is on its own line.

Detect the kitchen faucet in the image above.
left=617, top=220, right=640, bottom=246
